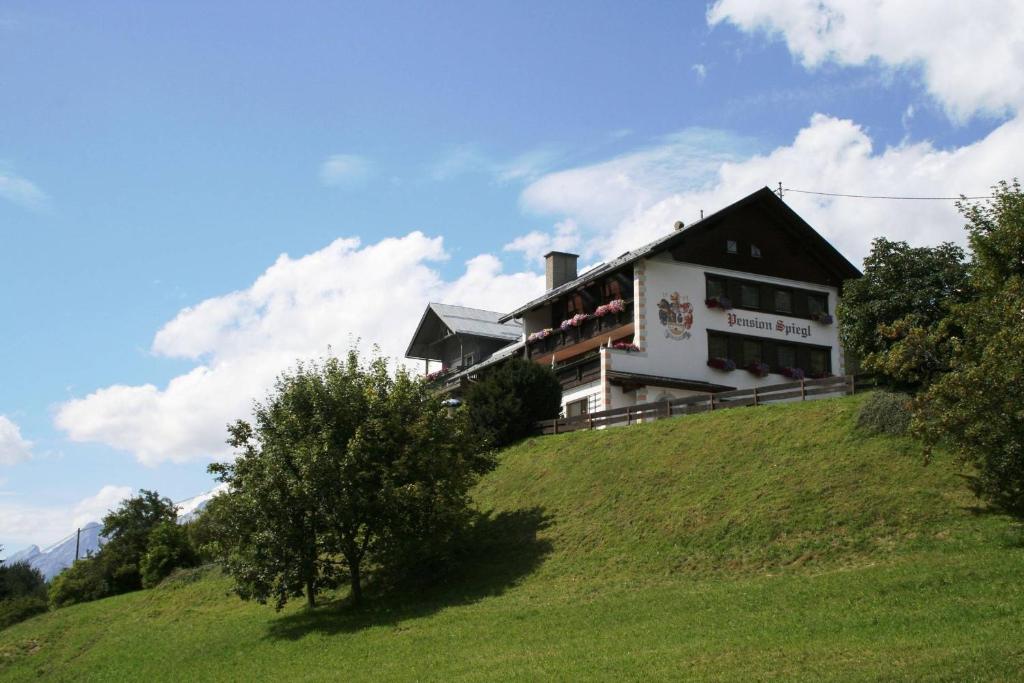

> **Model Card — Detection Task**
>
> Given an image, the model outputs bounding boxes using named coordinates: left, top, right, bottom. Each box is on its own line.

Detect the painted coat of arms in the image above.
left=657, top=292, right=693, bottom=340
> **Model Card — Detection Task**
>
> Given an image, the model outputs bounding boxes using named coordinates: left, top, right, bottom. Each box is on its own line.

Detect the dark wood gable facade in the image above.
left=666, top=188, right=860, bottom=289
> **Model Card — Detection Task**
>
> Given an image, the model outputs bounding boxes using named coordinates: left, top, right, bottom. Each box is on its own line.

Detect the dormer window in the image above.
left=751, top=244, right=762, bottom=258
left=726, top=240, right=738, bottom=254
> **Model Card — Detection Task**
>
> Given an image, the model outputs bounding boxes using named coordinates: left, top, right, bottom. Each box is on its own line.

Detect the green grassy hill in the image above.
left=2, top=394, right=1022, bottom=681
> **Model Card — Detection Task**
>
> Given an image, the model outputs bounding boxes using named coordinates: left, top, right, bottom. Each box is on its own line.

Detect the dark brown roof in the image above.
left=499, top=187, right=861, bottom=322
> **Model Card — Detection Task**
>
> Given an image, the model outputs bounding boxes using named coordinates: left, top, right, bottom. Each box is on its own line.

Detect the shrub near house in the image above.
left=0, top=557, right=47, bottom=630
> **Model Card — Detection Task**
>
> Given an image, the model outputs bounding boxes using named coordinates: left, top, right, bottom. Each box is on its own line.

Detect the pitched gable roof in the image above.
left=499, top=187, right=861, bottom=322
left=405, top=303, right=522, bottom=359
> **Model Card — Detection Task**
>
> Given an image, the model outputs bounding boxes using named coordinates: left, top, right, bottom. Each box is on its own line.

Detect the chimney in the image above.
left=544, top=251, right=579, bottom=290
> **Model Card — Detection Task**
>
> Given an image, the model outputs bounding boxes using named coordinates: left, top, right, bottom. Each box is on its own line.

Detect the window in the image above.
left=708, top=333, right=729, bottom=360
left=808, top=293, right=828, bottom=315
left=566, top=398, right=589, bottom=418
left=726, top=239, right=738, bottom=254
left=740, top=283, right=760, bottom=309
left=462, top=353, right=475, bottom=368
left=706, top=276, right=727, bottom=300
left=774, top=289, right=793, bottom=314
left=741, top=339, right=762, bottom=366
left=751, top=244, right=762, bottom=258
left=565, top=293, right=585, bottom=316
left=776, top=345, right=796, bottom=370
left=604, top=278, right=622, bottom=301
left=809, top=348, right=828, bottom=375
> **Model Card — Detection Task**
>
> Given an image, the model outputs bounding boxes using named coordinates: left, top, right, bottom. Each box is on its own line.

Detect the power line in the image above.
left=782, top=187, right=995, bottom=201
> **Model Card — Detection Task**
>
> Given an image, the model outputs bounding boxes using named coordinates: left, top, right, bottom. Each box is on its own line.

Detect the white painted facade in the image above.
left=543, top=253, right=845, bottom=416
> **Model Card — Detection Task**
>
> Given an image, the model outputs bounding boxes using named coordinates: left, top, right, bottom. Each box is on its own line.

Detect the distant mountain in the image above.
left=4, top=544, right=42, bottom=566
left=176, top=483, right=228, bottom=524
left=2, top=522, right=107, bottom=581
left=2, top=484, right=228, bottom=581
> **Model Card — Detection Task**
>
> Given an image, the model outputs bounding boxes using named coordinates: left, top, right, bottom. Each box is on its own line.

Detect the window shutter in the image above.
left=728, top=278, right=742, bottom=305
left=793, top=291, right=810, bottom=317
left=763, top=340, right=778, bottom=369
left=796, top=346, right=811, bottom=373
left=728, top=336, right=742, bottom=364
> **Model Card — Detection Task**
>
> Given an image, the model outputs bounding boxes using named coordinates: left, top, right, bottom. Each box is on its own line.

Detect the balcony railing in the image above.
left=526, top=300, right=634, bottom=359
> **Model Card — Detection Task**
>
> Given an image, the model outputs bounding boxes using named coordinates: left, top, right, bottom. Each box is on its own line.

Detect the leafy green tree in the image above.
left=210, top=349, right=489, bottom=609
left=915, top=180, right=1024, bottom=515
left=100, top=490, right=179, bottom=593
left=185, top=495, right=235, bottom=564
left=48, top=556, right=108, bottom=608
left=140, top=520, right=198, bottom=588
left=464, top=357, right=563, bottom=448
left=0, top=561, right=46, bottom=601
left=838, top=237, right=971, bottom=386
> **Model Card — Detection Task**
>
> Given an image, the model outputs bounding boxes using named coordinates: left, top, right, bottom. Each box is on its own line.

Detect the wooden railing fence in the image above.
left=538, top=374, right=855, bottom=435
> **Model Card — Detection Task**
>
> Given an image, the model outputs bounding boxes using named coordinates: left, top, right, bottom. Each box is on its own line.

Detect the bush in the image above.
left=465, top=358, right=562, bottom=448
left=140, top=521, right=198, bottom=588
left=0, top=595, right=48, bottom=630
left=49, top=556, right=109, bottom=609
left=857, top=390, right=913, bottom=436
left=0, top=561, right=46, bottom=601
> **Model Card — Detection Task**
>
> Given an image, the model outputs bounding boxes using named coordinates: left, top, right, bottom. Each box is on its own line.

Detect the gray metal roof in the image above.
left=428, top=303, right=522, bottom=339
left=406, top=303, right=522, bottom=360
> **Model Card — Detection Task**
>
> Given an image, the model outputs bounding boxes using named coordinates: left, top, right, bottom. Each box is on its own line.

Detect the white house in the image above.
left=407, top=187, right=861, bottom=417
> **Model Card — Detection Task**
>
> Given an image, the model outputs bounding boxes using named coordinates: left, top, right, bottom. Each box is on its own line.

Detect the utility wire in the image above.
left=783, top=187, right=995, bottom=201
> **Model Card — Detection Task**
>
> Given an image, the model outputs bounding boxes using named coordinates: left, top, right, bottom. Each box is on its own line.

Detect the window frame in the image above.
left=703, top=273, right=830, bottom=321
left=707, top=329, right=832, bottom=377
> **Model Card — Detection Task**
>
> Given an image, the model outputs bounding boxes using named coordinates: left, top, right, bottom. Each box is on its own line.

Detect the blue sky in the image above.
left=2, top=1, right=1020, bottom=552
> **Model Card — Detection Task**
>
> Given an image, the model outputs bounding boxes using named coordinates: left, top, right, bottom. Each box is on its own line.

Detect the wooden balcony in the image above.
left=527, top=301, right=634, bottom=365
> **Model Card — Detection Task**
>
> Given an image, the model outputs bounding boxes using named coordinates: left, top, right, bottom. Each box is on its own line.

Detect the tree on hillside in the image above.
left=464, top=357, right=562, bottom=448
left=838, top=237, right=971, bottom=387
left=100, top=490, right=179, bottom=593
left=209, top=349, right=490, bottom=609
left=0, top=547, right=50, bottom=629
left=915, top=180, right=1024, bottom=515
left=48, top=556, right=108, bottom=608
left=140, top=520, right=198, bottom=588
left=0, top=561, right=46, bottom=601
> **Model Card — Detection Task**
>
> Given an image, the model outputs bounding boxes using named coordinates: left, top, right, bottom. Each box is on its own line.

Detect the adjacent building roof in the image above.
left=405, top=303, right=522, bottom=360
left=499, top=187, right=861, bottom=322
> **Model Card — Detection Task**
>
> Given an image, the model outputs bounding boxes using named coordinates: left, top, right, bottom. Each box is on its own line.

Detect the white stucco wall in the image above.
left=613, top=254, right=843, bottom=390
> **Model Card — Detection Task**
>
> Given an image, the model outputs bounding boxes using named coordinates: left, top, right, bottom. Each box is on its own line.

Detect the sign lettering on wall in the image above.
left=657, top=292, right=693, bottom=340
left=726, top=312, right=812, bottom=339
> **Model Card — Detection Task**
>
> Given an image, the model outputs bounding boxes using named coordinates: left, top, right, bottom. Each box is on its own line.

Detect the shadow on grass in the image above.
left=265, top=506, right=552, bottom=640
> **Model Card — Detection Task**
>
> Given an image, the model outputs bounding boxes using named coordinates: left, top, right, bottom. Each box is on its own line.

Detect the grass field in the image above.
left=1, top=394, right=1022, bottom=681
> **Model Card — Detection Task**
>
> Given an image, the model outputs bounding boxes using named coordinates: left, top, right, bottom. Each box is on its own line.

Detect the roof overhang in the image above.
left=606, top=371, right=736, bottom=394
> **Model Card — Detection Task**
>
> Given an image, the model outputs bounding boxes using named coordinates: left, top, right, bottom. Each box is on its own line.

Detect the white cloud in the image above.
left=0, top=416, right=33, bottom=466
left=708, top=0, right=1024, bottom=120
left=692, top=63, right=707, bottom=81
left=0, top=484, right=132, bottom=549
left=0, top=169, right=47, bottom=210
left=56, top=233, right=543, bottom=465
left=71, top=485, right=134, bottom=530
left=319, top=154, right=370, bottom=186
left=519, top=113, right=1021, bottom=266
left=515, top=2, right=1023, bottom=266
left=520, top=128, right=754, bottom=239
left=503, top=219, right=581, bottom=265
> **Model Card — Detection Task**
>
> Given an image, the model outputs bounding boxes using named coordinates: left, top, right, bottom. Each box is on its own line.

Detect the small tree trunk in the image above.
left=306, top=576, right=316, bottom=608
left=349, top=559, right=362, bottom=607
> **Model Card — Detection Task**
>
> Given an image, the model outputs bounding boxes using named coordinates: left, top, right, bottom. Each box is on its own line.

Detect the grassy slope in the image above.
left=2, top=394, right=1022, bottom=681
